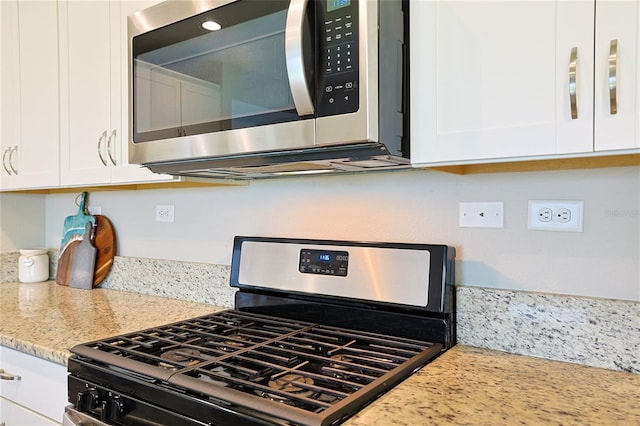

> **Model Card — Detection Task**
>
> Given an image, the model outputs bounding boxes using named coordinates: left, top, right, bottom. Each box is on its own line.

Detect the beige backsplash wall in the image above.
left=2, top=167, right=637, bottom=300
left=0, top=193, right=46, bottom=252
left=35, top=166, right=640, bottom=302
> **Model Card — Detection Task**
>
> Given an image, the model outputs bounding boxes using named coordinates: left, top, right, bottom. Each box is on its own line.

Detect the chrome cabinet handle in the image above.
left=608, top=39, right=617, bottom=115
left=569, top=47, right=578, bottom=119
left=107, top=129, right=117, bottom=166
left=97, top=130, right=108, bottom=166
left=2, top=148, right=12, bottom=175
left=0, top=368, right=22, bottom=380
left=285, top=0, right=314, bottom=116
left=8, top=146, right=18, bottom=175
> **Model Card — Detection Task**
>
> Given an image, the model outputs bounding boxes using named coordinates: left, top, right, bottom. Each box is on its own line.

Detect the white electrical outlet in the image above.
left=528, top=200, right=583, bottom=232
left=459, top=202, right=504, bottom=228
left=155, top=204, right=175, bottom=223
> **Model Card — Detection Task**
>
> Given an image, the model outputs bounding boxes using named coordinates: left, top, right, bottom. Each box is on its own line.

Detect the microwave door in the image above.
left=130, top=0, right=317, bottom=163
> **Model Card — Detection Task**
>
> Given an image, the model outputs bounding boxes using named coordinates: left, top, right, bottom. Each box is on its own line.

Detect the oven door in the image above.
left=128, top=0, right=318, bottom=165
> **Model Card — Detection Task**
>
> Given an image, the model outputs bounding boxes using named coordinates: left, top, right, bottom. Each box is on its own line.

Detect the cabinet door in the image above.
left=0, top=0, right=20, bottom=190
left=0, top=0, right=59, bottom=190
left=59, top=0, right=175, bottom=186
left=110, top=0, right=178, bottom=184
left=594, top=0, right=639, bottom=151
left=59, top=0, right=113, bottom=185
left=1, top=397, right=61, bottom=426
left=0, top=346, right=67, bottom=424
left=411, top=1, right=595, bottom=165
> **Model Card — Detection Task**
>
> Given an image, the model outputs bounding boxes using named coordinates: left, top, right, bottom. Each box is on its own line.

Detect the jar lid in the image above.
left=19, top=248, right=47, bottom=256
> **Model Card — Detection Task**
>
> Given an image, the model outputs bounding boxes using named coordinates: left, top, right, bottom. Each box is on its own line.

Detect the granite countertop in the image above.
left=0, top=281, right=220, bottom=365
left=1, top=281, right=639, bottom=425
left=347, top=345, right=640, bottom=425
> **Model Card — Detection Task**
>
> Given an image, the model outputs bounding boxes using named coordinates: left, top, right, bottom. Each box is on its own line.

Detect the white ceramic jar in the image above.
left=18, top=249, right=49, bottom=283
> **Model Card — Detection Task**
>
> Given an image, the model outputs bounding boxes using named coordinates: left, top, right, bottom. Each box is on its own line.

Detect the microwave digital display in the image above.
left=327, top=0, right=351, bottom=13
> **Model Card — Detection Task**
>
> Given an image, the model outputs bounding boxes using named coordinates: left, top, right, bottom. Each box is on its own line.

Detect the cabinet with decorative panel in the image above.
left=410, top=0, right=639, bottom=167
left=0, top=0, right=60, bottom=190
left=58, top=0, right=177, bottom=186
left=0, top=346, right=67, bottom=425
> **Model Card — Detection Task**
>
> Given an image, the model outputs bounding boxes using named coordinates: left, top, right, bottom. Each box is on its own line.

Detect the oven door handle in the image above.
left=63, top=406, right=109, bottom=426
left=285, top=0, right=314, bottom=117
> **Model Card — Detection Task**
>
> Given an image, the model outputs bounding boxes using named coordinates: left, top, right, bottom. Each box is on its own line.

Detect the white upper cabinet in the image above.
left=59, top=0, right=175, bottom=186
left=411, top=0, right=639, bottom=166
left=59, top=0, right=112, bottom=185
left=594, top=1, right=639, bottom=151
left=0, top=0, right=60, bottom=190
left=111, top=0, right=176, bottom=183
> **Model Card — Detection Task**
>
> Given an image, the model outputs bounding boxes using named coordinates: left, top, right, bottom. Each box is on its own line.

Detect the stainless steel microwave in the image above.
left=127, top=0, right=408, bottom=179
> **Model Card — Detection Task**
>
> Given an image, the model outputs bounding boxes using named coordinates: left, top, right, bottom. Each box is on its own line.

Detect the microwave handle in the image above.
left=285, top=0, right=314, bottom=116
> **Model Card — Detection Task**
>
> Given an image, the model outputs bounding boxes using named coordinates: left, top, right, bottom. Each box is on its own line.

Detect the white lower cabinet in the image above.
left=1, top=397, right=60, bottom=426
left=0, top=346, right=67, bottom=425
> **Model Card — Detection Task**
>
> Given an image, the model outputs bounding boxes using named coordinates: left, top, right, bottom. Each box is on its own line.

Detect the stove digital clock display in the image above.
left=299, top=249, right=349, bottom=276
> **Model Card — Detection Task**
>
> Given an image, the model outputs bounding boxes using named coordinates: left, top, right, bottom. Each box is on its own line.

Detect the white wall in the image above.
left=0, top=193, right=46, bottom=251
left=43, top=166, right=640, bottom=302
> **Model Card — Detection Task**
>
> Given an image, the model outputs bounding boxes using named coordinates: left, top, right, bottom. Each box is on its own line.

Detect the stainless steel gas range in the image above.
left=64, top=236, right=456, bottom=426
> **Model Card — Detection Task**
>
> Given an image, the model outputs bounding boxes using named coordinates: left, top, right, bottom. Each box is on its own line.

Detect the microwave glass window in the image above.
left=133, top=1, right=307, bottom=142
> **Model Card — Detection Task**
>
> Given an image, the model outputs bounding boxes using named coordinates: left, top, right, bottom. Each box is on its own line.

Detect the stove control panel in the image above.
left=299, top=249, right=349, bottom=276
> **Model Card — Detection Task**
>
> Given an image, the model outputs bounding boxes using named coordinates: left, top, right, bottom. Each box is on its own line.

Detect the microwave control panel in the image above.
left=317, top=0, right=359, bottom=117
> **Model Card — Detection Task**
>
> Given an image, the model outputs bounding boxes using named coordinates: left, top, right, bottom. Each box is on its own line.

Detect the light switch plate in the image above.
left=459, top=202, right=504, bottom=228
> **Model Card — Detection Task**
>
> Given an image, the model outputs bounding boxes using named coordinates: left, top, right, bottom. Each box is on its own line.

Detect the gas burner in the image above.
left=222, top=334, right=250, bottom=350
left=269, top=373, right=314, bottom=394
left=158, top=348, right=201, bottom=369
left=255, top=374, right=315, bottom=404
left=329, top=354, right=353, bottom=370
left=325, top=354, right=361, bottom=380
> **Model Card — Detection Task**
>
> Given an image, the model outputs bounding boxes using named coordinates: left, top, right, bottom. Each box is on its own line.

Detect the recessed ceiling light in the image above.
left=202, top=20, right=221, bottom=31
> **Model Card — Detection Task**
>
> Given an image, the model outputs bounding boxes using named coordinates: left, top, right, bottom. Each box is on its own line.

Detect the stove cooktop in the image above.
left=71, top=310, right=442, bottom=425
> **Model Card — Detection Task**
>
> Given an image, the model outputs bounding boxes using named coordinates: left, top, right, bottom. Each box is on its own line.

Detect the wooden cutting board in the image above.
left=56, top=240, right=80, bottom=286
left=56, top=215, right=116, bottom=287
left=93, top=215, right=116, bottom=286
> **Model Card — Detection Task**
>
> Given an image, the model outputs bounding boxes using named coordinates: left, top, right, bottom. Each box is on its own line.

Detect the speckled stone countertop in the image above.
left=347, top=345, right=640, bottom=425
left=0, top=281, right=221, bottom=365
left=2, top=281, right=639, bottom=425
